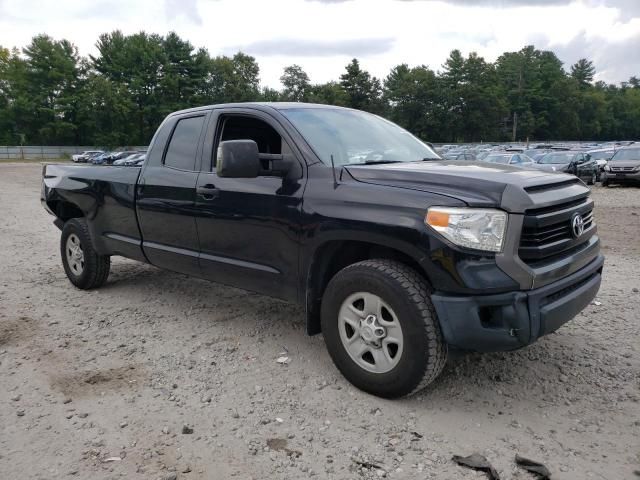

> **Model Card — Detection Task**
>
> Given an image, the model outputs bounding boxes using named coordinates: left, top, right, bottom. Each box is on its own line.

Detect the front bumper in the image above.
left=431, top=254, right=604, bottom=352
left=602, top=171, right=640, bottom=183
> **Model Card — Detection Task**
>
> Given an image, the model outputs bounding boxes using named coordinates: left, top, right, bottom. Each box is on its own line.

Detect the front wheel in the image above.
left=587, top=171, right=597, bottom=185
left=321, top=259, right=447, bottom=398
left=61, top=218, right=110, bottom=289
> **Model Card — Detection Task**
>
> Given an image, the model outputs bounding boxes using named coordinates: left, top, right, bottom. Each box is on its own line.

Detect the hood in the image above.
left=344, top=160, right=575, bottom=211
left=609, top=160, right=640, bottom=168
left=529, top=163, right=570, bottom=172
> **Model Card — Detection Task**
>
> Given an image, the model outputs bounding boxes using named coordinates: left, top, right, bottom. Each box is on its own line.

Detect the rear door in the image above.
left=194, top=108, right=306, bottom=301
left=137, top=111, right=209, bottom=275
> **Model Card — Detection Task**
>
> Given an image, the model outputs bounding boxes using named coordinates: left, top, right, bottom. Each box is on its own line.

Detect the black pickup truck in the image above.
left=42, top=103, right=604, bottom=398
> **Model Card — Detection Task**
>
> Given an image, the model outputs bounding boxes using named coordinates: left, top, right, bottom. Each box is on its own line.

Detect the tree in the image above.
left=0, top=46, right=13, bottom=143
left=571, top=58, right=596, bottom=87
left=340, top=59, right=383, bottom=113
left=203, top=52, right=261, bottom=104
left=92, top=31, right=166, bottom=144
left=495, top=46, right=571, bottom=140
left=261, top=86, right=282, bottom=102
left=75, top=74, right=136, bottom=147
left=307, top=81, right=348, bottom=106
left=459, top=53, right=508, bottom=142
left=19, top=35, right=81, bottom=144
left=160, top=32, right=201, bottom=114
left=384, top=64, right=444, bottom=141
left=280, top=64, right=310, bottom=102
left=1, top=33, right=639, bottom=146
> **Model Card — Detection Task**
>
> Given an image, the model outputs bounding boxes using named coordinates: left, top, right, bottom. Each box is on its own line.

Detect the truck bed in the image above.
left=41, top=164, right=145, bottom=262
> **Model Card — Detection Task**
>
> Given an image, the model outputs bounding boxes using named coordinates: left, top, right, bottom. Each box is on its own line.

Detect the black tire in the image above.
left=602, top=179, right=610, bottom=187
left=60, top=218, right=110, bottom=289
left=320, top=259, right=447, bottom=398
left=587, top=171, right=596, bottom=185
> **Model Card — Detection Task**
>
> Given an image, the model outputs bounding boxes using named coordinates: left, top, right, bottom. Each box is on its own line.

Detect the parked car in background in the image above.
left=126, top=153, right=147, bottom=166
left=442, top=151, right=476, bottom=161
left=480, top=153, right=536, bottom=168
left=527, top=150, right=551, bottom=162
left=113, top=152, right=146, bottom=166
left=531, top=151, right=599, bottom=185
left=586, top=148, right=615, bottom=173
left=90, top=152, right=112, bottom=165
left=85, top=151, right=106, bottom=163
left=72, top=150, right=104, bottom=163
left=602, top=146, right=640, bottom=186
left=94, top=151, right=139, bottom=165
left=475, top=151, right=490, bottom=161
left=91, top=152, right=110, bottom=164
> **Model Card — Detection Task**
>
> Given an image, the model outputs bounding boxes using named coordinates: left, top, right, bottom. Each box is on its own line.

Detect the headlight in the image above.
left=604, top=165, right=611, bottom=172
left=425, top=207, right=507, bottom=252
left=634, top=166, right=640, bottom=172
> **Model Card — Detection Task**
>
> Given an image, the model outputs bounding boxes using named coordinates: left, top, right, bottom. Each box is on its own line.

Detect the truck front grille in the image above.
left=519, top=197, right=595, bottom=265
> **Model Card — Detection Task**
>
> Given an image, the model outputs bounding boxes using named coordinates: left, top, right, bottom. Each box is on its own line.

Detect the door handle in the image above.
left=197, top=184, right=218, bottom=199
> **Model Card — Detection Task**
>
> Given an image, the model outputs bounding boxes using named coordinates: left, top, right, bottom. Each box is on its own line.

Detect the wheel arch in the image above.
left=304, top=238, right=432, bottom=335
left=47, top=199, right=85, bottom=224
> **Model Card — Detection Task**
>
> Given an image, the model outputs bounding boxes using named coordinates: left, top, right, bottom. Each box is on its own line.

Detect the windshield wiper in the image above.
left=357, top=160, right=404, bottom=165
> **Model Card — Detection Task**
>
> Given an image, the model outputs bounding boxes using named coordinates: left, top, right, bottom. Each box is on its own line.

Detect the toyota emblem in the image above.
left=571, top=214, right=585, bottom=238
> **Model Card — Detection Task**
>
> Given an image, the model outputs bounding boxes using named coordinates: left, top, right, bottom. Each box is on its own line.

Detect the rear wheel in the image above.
left=60, top=218, right=110, bottom=289
left=321, top=259, right=447, bottom=398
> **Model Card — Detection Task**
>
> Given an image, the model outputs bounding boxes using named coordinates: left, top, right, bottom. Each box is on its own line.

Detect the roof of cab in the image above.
left=168, top=102, right=350, bottom=117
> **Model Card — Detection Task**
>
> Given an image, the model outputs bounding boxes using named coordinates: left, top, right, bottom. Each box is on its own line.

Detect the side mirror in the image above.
left=217, top=140, right=261, bottom=178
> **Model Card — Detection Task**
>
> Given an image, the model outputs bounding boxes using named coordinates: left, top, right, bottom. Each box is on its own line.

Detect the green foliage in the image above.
left=280, top=64, right=310, bottom=102
left=0, top=33, right=639, bottom=145
left=571, top=58, right=596, bottom=87
left=340, top=59, right=384, bottom=113
left=384, top=64, right=443, bottom=140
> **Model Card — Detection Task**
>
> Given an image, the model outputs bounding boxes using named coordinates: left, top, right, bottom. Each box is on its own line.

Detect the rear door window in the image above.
left=164, top=116, right=205, bottom=171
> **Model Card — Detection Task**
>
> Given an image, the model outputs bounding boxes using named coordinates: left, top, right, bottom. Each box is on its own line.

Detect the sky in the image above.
left=0, top=0, right=638, bottom=88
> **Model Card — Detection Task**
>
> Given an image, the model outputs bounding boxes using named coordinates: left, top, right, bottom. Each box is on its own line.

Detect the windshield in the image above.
left=281, top=107, right=440, bottom=165
left=588, top=150, right=614, bottom=160
left=610, top=148, right=640, bottom=161
left=539, top=153, right=576, bottom=164
left=482, top=154, right=510, bottom=164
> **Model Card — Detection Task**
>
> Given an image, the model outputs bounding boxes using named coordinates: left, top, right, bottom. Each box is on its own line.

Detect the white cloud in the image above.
left=0, top=0, right=637, bottom=88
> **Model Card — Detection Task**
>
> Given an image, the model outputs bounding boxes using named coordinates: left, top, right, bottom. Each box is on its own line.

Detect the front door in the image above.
left=137, top=111, right=209, bottom=275
left=577, top=153, right=597, bottom=181
left=194, top=108, right=306, bottom=301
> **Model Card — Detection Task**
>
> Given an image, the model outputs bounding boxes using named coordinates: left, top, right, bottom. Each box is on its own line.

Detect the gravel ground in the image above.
left=0, top=163, right=638, bottom=480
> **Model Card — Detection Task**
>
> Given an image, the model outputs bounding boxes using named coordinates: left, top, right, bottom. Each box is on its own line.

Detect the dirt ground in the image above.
left=0, top=163, right=638, bottom=480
